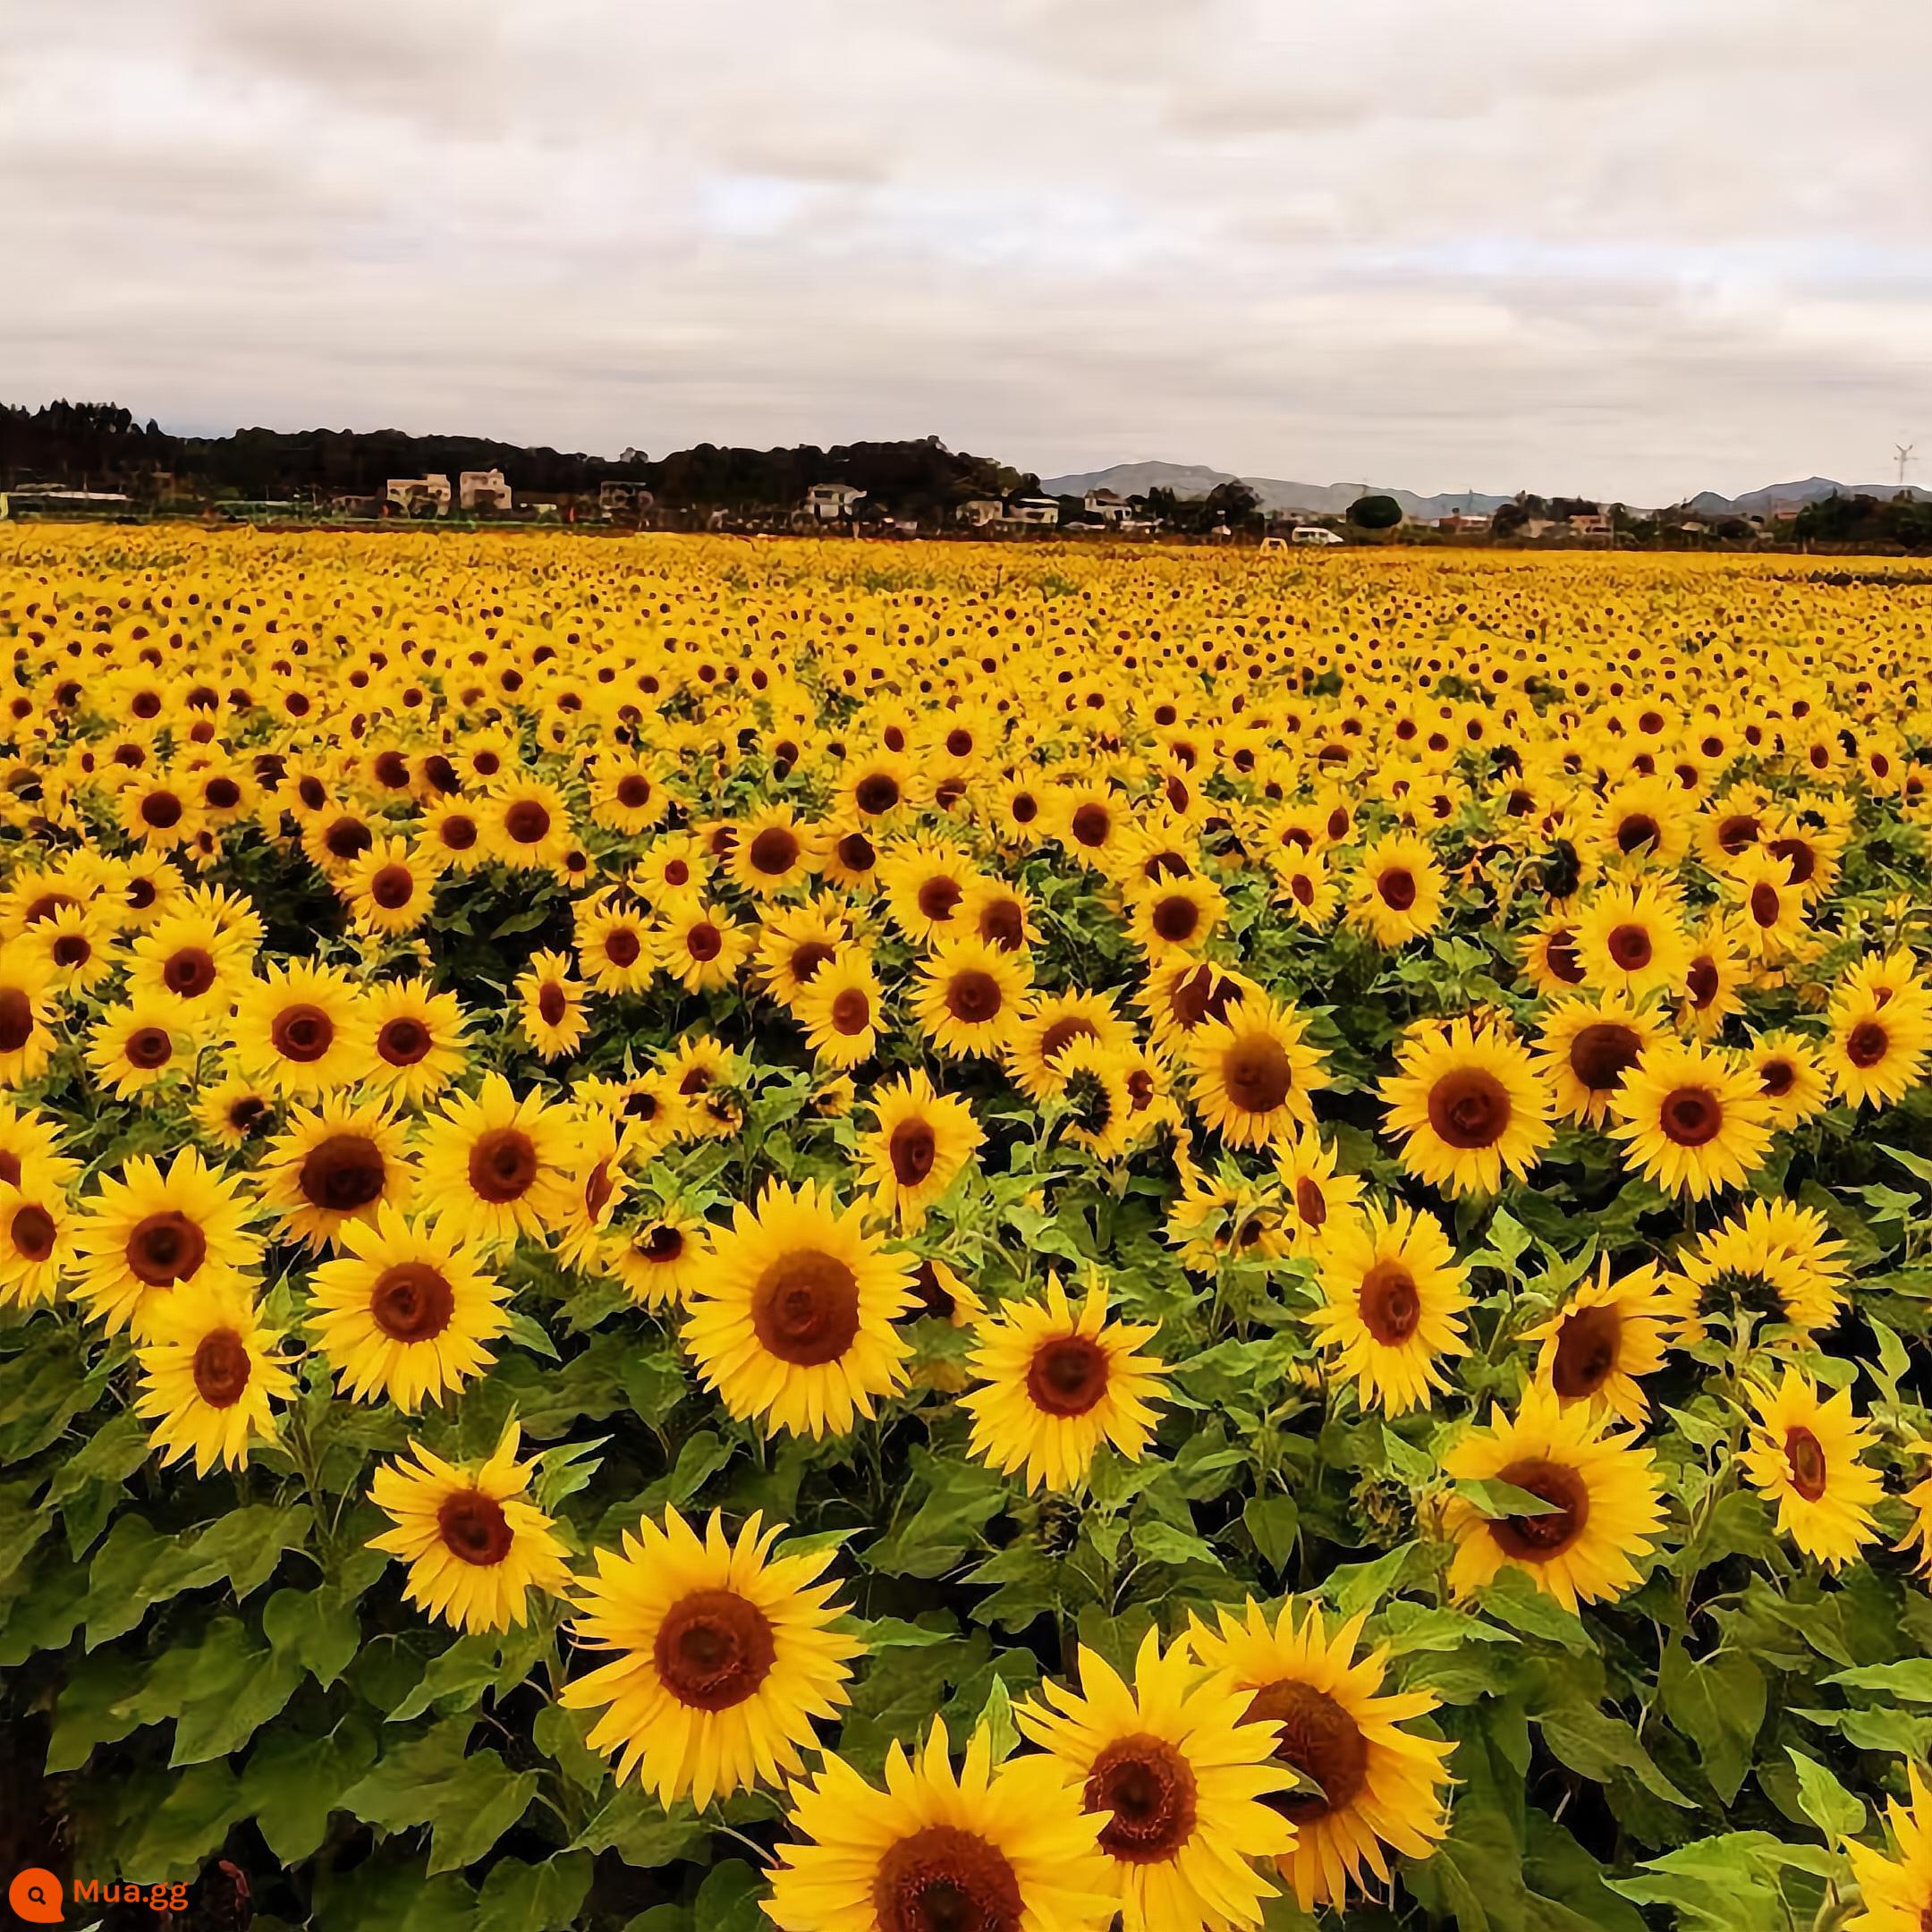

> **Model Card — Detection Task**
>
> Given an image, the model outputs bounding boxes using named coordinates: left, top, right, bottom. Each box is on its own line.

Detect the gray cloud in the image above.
left=2, top=0, right=1928, bottom=500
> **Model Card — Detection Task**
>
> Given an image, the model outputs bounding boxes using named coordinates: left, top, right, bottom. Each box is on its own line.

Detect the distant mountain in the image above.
left=1039, top=462, right=1512, bottom=521
left=1692, top=478, right=1931, bottom=516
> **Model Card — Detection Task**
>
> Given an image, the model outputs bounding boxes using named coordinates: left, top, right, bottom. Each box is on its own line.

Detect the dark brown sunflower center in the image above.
left=889, top=1120, right=938, bottom=1187
left=1293, top=1176, right=1329, bottom=1229
left=227, top=1096, right=267, bottom=1134
left=653, top=1588, right=775, bottom=1710
left=0, top=988, right=34, bottom=1053
left=1759, top=1057, right=1797, bottom=1097
left=918, top=877, right=964, bottom=922
left=1039, top=1016, right=1098, bottom=1063
left=124, top=1025, right=173, bottom=1070
left=1550, top=1304, right=1622, bottom=1398
left=1070, top=802, right=1110, bottom=847
left=1150, top=894, right=1199, bottom=943
left=51, top=934, right=91, bottom=968
left=873, top=1825, right=1023, bottom=1932
left=504, top=800, right=551, bottom=844
left=1487, top=1456, right=1590, bottom=1559
left=1658, top=1086, right=1723, bottom=1147
left=324, top=817, right=373, bottom=861
left=1568, top=1022, right=1641, bottom=1092
left=469, top=1128, right=539, bottom=1203
left=1545, top=929, right=1585, bottom=985
left=163, top=946, right=217, bottom=996
left=538, top=983, right=568, bottom=1026
left=1358, top=1261, right=1420, bottom=1344
left=1615, top=813, right=1660, bottom=854
left=686, top=920, right=723, bottom=962
left=1767, top=835, right=1816, bottom=885
left=1846, top=1020, right=1889, bottom=1068
left=945, top=970, right=1003, bottom=1025
left=748, top=826, right=800, bottom=875
left=1426, top=1067, right=1510, bottom=1148
left=835, top=832, right=876, bottom=873
left=1084, top=1733, right=1199, bottom=1863
left=830, top=987, right=872, bottom=1035
left=909, top=1260, right=958, bottom=1320
left=1717, top=812, right=1758, bottom=854
left=271, top=1003, right=335, bottom=1063
left=1606, top=923, right=1652, bottom=971
left=854, top=773, right=900, bottom=815
left=1785, top=1426, right=1829, bottom=1502
left=1170, top=964, right=1238, bottom=1030
left=190, top=1326, right=251, bottom=1407
left=1749, top=883, right=1781, bottom=928
left=369, top=1262, right=455, bottom=1341
left=788, top=940, right=835, bottom=983
left=378, top=1016, right=431, bottom=1065
left=1686, top=956, right=1720, bottom=1007
left=1248, top=1679, right=1369, bottom=1821
left=1025, top=1335, right=1109, bottom=1416
left=299, top=1133, right=387, bottom=1213
left=1221, top=1037, right=1292, bottom=1114
left=615, top=774, right=652, bottom=808
left=979, top=897, right=1025, bottom=950
left=1377, top=867, right=1417, bottom=911
left=752, top=1249, right=860, bottom=1364
left=369, top=864, right=415, bottom=910
left=437, top=1490, right=513, bottom=1565
left=642, top=1223, right=684, bottom=1261
left=127, top=1210, right=208, bottom=1287
left=11, top=1202, right=56, bottom=1261
left=440, top=813, right=479, bottom=852
left=140, top=789, right=183, bottom=829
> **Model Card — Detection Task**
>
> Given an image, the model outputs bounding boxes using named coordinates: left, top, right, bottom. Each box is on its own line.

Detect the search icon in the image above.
left=8, top=1866, right=64, bottom=1923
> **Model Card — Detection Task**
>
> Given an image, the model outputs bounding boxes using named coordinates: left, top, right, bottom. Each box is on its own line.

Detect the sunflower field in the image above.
left=7, top=529, right=1932, bottom=1932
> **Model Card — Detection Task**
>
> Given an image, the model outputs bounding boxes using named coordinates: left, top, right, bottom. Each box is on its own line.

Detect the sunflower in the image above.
left=962, top=1275, right=1168, bottom=1492
left=516, top=948, right=593, bottom=1061
left=415, top=1073, right=580, bottom=1247
left=363, top=978, right=470, bottom=1106
left=1006, top=989, right=1132, bottom=1101
left=1531, top=992, right=1666, bottom=1126
left=659, top=1034, right=746, bottom=1140
left=1519, top=1258, right=1670, bottom=1425
left=1521, top=911, right=1589, bottom=997
left=1744, top=1028, right=1833, bottom=1127
left=793, top=950, right=885, bottom=1069
left=0, top=1101, right=75, bottom=1194
left=485, top=779, right=575, bottom=870
left=1136, top=958, right=1260, bottom=1054
left=766, top=1722, right=1114, bottom=1932
left=0, top=945, right=58, bottom=1088
left=1740, top=1369, right=1883, bottom=1571
left=28, top=899, right=114, bottom=996
left=855, top=1070, right=983, bottom=1231
left=902, top=1254, right=985, bottom=1328
left=70, top=1148, right=259, bottom=1337
left=1675, top=916, right=1750, bottom=1038
left=1184, top=996, right=1327, bottom=1149
left=1187, top=1598, right=1454, bottom=1912
left=309, top=1201, right=509, bottom=1409
left=1721, top=847, right=1807, bottom=962
left=230, top=962, right=374, bottom=1097
left=420, top=800, right=488, bottom=871
left=84, top=994, right=187, bottom=1100
left=1593, top=771, right=1690, bottom=869
left=257, top=1096, right=415, bottom=1250
left=1273, top=1131, right=1365, bottom=1258
left=563, top=1507, right=861, bottom=1807
left=337, top=835, right=432, bottom=935
left=0, top=1176, right=77, bottom=1309
left=589, top=754, right=670, bottom=835
left=1442, top=1389, right=1665, bottom=1611
left=1572, top=880, right=1689, bottom=1001
left=1659, top=1220, right=1838, bottom=1347
left=1846, top=1764, right=1932, bottom=1932
left=682, top=1180, right=914, bottom=1438
left=912, top=935, right=1032, bottom=1059
left=962, top=875, right=1038, bottom=953
left=1272, top=850, right=1338, bottom=928
left=655, top=894, right=754, bottom=993
left=878, top=837, right=979, bottom=946
left=123, top=909, right=252, bottom=1037
left=192, top=1072, right=276, bottom=1151
left=1053, top=1035, right=1146, bottom=1160
left=1824, top=982, right=1932, bottom=1110
left=726, top=803, right=822, bottom=896
left=368, top=1422, right=572, bottom=1632
left=1015, top=1626, right=1293, bottom=1932
left=753, top=899, right=850, bottom=1011
left=1379, top=1018, right=1553, bottom=1198
left=1308, top=1202, right=1470, bottom=1416
left=1125, top=874, right=1225, bottom=962
left=1347, top=831, right=1446, bottom=947
left=1607, top=1039, right=1773, bottom=1198
left=610, top=1201, right=712, bottom=1308
left=133, top=1275, right=294, bottom=1474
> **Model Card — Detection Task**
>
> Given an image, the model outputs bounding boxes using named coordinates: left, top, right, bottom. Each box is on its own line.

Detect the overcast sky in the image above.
left=5, top=0, right=1929, bottom=502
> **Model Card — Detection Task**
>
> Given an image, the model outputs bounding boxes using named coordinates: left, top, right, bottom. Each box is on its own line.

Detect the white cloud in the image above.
left=3, top=0, right=1928, bottom=500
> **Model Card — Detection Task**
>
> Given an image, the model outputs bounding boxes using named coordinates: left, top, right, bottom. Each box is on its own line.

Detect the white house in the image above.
left=386, top=475, right=451, bottom=517
left=1006, top=496, right=1060, bottom=526
left=956, top=498, right=1005, bottom=528
left=804, top=483, right=866, bottom=521
left=1083, top=488, right=1131, bottom=523
left=458, top=469, right=513, bottom=513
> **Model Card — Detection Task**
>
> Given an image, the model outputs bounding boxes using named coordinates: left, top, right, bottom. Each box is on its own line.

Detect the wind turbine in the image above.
left=1899, top=443, right=1917, bottom=492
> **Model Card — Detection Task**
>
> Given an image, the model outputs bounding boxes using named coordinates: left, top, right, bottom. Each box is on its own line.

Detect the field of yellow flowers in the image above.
left=4, top=526, right=1932, bottom=1931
